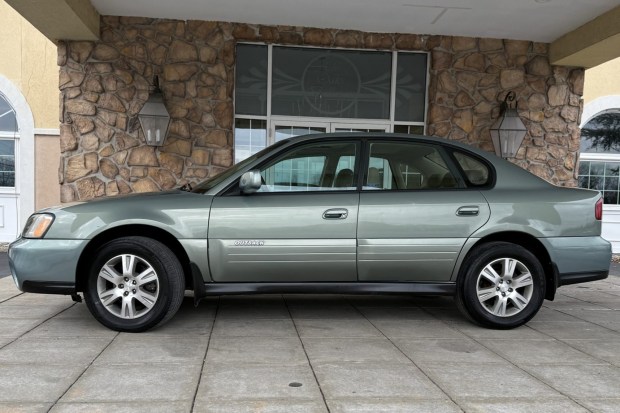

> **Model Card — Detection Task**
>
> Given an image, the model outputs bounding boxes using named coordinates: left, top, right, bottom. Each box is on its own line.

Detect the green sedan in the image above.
left=8, top=133, right=611, bottom=332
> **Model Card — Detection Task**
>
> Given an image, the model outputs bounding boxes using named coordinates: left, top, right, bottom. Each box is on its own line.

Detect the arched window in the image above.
left=0, top=93, right=17, bottom=188
left=579, top=112, right=620, bottom=204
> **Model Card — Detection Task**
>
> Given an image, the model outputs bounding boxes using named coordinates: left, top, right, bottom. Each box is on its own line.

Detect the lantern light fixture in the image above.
left=138, top=76, right=170, bottom=147
left=489, top=91, right=528, bottom=158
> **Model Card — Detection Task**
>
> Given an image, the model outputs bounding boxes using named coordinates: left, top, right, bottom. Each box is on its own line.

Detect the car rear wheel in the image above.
left=84, top=236, right=185, bottom=332
left=456, top=241, right=545, bottom=329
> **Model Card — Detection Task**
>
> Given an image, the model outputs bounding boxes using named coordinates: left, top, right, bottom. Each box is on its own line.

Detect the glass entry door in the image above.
left=270, top=121, right=389, bottom=142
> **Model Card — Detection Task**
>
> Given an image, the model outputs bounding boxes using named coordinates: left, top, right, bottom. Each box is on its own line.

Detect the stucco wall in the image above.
left=0, top=0, right=58, bottom=129
left=583, top=57, right=620, bottom=105
left=57, top=17, right=585, bottom=202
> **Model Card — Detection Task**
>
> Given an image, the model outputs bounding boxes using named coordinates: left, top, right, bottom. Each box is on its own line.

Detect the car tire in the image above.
left=84, top=236, right=185, bottom=332
left=455, top=241, right=545, bottom=329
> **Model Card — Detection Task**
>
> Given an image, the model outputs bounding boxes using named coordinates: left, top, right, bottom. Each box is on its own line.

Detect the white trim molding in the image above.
left=580, top=95, right=620, bottom=127
left=34, top=128, right=60, bottom=136
left=0, top=74, right=35, bottom=236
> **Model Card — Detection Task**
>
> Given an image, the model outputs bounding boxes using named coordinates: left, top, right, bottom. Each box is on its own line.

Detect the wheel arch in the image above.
left=457, top=231, right=557, bottom=300
left=75, top=224, right=194, bottom=293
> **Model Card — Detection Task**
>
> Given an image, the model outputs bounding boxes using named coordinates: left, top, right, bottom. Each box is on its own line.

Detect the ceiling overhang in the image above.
left=5, top=0, right=620, bottom=67
left=550, top=5, right=620, bottom=68
left=5, top=0, right=99, bottom=41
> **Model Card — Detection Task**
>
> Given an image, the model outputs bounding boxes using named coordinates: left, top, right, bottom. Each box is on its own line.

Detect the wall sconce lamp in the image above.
left=138, top=76, right=170, bottom=147
left=490, top=91, right=527, bottom=158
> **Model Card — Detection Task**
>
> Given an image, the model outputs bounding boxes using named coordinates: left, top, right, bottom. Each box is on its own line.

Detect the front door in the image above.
left=357, top=140, right=491, bottom=282
left=208, top=139, right=361, bottom=282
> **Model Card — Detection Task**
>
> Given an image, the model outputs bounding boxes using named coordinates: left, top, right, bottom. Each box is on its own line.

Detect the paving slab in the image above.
left=420, top=362, right=561, bottom=399
left=457, top=397, right=588, bottom=413
left=0, top=303, right=74, bottom=319
left=302, top=337, right=409, bottom=364
left=196, top=363, right=321, bottom=402
left=0, top=403, right=52, bottom=413
left=0, top=337, right=112, bottom=366
left=354, top=306, right=436, bottom=320
left=94, top=335, right=208, bottom=365
left=563, top=339, right=620, bottom=365
left=452, top=323, right=551, bottom=340
left=24, top=317, right=117, bottom=339
left=528, top=321, right=620, bottom=340
left=206, top=336, right=306, bottom=365
left=522, top=364, right=620, bottom=399
left=576, top=398, right=620, bottom=413
left=193, top=399, right=328, bottom=413
left=529, top=307, right=584, bottom=322
left=479, top=338, right=602, bottom=366
left=313, top=362, right=446, bottom=400
left=393, top=338, right=505, bottom=364
left=211, top=318, right=297, bottom=337
left=0, top=365, right=85, bottom=403
left=61, top=363, right=202, bottom=403
left=326, top=399, right=462, bottom=413
left=288, top=304, right=364, bottom=320
left=49, top=401, right=192, bottom=413
left=370, top=319, right=468, bottom=339
left=0, top=318, right=45, bottom=338
left=294, top=319, right=382, bottom=338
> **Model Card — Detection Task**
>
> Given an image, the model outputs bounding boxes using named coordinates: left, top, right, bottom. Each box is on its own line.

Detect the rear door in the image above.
left=208, top=139, right=361, bottom=282
left=357, top=140, right=491, bottom=281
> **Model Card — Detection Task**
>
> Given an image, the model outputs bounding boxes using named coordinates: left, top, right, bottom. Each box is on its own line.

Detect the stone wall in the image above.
left=57, top=17, right=584, bottom=202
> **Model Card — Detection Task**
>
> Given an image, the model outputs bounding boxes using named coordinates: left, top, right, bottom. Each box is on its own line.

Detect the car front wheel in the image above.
left=84, top=236, right=185, bottom=332
left=456, top=242, right=545, bottom=329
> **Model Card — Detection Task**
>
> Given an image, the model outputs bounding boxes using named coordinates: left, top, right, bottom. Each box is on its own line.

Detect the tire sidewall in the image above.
left=459, top=242, right=545, bottom=329
left=84, top=237, right=177, bottom=332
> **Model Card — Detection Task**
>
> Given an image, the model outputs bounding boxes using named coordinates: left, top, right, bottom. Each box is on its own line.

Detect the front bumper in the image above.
left=540, top=236, right=611, bottom=287
left=8, top=238, right=88, bottom=294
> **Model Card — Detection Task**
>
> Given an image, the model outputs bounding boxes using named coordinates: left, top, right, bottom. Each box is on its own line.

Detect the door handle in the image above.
left=323, top=208, right=349, bottom=219
left=456, top=206, right=479, bottom=216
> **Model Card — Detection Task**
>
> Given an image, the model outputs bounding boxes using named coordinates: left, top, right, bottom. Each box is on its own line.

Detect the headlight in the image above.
left=22, top=213, right=55, bottom=238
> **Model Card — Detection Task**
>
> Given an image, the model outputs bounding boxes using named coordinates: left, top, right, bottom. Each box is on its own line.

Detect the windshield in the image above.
left=191, top=140, right=289, bottom=194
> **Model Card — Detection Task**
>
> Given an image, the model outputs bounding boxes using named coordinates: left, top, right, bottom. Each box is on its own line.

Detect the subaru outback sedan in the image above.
left=9, top=133, right=611, bottom=332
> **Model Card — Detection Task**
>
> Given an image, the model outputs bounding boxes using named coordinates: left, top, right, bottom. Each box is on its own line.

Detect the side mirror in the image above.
left=239, top=170, right=262, bottom=194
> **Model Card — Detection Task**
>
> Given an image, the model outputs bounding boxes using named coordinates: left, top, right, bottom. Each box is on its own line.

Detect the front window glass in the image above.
left=234, top=44, right=268, bottom=116
left=395, top=53, right=427, bottom=122
left=578, top=160, right=620, bottom=204
left=0, top=140, right=15, bottom=187
left=234, top=118, right=267, bottom=163
left=581, top=113, right=620, bottom=153
left=365, top=142, right=456, bottom=190
left=271, top=47, right=392, bottom=119
left=0, top=93, right=17, bottom=188
left=274, top=124, right=327, bottom=142
left=260, top=142, right=358, bottom=192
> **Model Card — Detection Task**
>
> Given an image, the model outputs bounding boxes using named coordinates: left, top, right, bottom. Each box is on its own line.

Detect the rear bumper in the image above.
left=8, top=238, right=87, bottom=294
left=540, top=236, right=611, bottom=287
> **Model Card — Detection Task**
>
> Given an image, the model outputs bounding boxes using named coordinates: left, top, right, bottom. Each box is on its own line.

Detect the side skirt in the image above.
left=203, top=282, right=456, bottom=296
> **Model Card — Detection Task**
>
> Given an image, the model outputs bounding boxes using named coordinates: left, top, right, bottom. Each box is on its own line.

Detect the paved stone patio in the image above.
left=0, top=272, right=619, bottom=413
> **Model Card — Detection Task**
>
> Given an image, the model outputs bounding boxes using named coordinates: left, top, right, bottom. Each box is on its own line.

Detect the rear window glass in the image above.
left=453, top=151, right=491, bottom=187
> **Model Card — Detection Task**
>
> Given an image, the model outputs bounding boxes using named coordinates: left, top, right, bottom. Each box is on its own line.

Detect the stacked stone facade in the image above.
left=57, top=17, right=584, bottom=202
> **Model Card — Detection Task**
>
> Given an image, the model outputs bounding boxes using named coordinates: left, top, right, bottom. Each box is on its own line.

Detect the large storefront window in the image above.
left=0, top=93, right=17, bottom=187
left=578, top=113, right=620, bottom=204
left=234, top=44, right=428, bottom=163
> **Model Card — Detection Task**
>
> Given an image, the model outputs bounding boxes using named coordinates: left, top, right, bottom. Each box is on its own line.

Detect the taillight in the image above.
left=595, top=198, right=603, bottom=220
